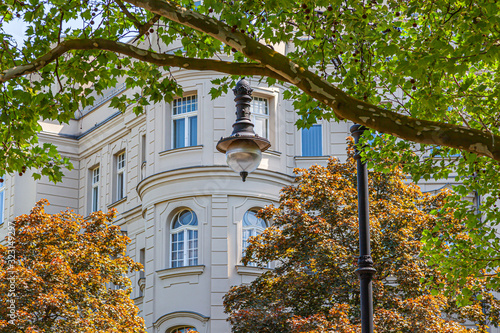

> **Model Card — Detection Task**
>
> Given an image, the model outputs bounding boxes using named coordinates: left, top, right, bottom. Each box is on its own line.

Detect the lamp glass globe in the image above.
left=226, top=139, right=262, bottom=174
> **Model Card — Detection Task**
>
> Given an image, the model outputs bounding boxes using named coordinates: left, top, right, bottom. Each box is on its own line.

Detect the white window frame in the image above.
left=242, top=209, right=267, bottom=267
left=116, top=152, right=126, bottom=201
left=170, top=209, right=199, bottom=268
left=91, top=167, right=100, bottom=212
left=250, top=96, right=269, bottom=139
left=172, top=95, right=198, bottom=149
left=0, top=180, right=4, bottom=224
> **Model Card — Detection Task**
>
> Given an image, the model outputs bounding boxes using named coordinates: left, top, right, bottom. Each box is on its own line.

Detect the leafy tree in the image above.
left=223, top=142, right=499, bottom=333
left=1, top=0, right=499, bottom=299
left=0, top=200, right=146, bottom=333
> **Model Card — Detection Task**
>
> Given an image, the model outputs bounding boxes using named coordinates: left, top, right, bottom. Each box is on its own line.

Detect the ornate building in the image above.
left=0, top=69, right=461, bottom=333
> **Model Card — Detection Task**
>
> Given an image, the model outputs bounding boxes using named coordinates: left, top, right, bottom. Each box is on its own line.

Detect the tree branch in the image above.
left=123, top=0, right=500, bottom=162
left=114, top=0, right=143, bottom=30
left=114, top=0, right=162, bottom=42
left=138, top=14, right=161, bottom=37
left=0, top=38, right=289, bottom=83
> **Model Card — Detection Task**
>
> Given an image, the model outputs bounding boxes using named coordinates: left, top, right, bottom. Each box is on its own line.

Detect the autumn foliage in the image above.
left=0, top=200, right=146, bottom=333
left=223, top=141, right=499, bottom=333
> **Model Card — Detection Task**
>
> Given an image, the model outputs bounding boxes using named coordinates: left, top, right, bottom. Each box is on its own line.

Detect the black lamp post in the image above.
left=216, top=79, right=271, bottom=181
left=350, top=124, right=376, bottom=333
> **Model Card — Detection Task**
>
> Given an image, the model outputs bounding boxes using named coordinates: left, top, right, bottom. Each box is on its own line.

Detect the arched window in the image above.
left=169, top=326, right=197, bottom=333
left=242, top=209, right=267, bottom=266
left=171, top=209, right=198, bottom=268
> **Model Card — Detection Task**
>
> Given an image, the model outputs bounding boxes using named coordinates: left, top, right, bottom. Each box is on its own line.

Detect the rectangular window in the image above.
left=172, top=95, right=198, bottom=148
left=91, top=167, right=100, bottom=212
left=251, top=97, right=269, bottom=139
left=139, top=248, right=145, bottom=278
left=302, top=124, right=322, bottom=156
left=0, top=180, right=4, bottom=224
left=140, top=135, right=147, bottom=180
left=116, top=152, right=126, bottom=201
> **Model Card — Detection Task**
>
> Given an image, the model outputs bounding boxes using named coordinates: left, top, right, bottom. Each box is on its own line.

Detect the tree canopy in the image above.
left=1, top=0, right=500, bottom=300
left=0, top=200, right=146, bottom=333
left=223, top=144, right=500, bottom=332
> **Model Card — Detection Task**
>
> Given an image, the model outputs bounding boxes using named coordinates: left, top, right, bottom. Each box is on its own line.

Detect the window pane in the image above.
left=117, top=153, right=125, bottom=169
left=175, top=210, right=198, bottom=228
left=189, top=116, right=197, bottom=146
left=172, top=232, right=185, bottom=268
left=92, top=186, right=99, bottom=212
left=252, top=97, right=268, bottom=115
left=173, top=95, right=197, bottom=115
left=253, top=117, right=268, bottom=139
left=243, top=210, right=266, bottom=228
left=302, top=124, right=322, bottom=156
left=242, top=229, right=252, bottom=252
left=174, top=118, right=186, bottom=148
left=92, top=167, right=99, bottom=183
left=141, top=135, right=146, bottom=162
left=188, top=230, right=198, bottom=266
left=172, top=327, right=197, bottom=333
left=0, top=191, right=4, bottom=224
left=117, top=173, right=124, bottom=200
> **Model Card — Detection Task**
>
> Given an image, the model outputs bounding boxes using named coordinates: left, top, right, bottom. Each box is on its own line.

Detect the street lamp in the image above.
left=350, top=124, right=376, bottom=333
left=216, top=79, right=271, bottom=181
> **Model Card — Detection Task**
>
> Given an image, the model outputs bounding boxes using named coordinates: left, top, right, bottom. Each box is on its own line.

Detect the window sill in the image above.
left=157, top=265, right=205, bottom=280
left=159, top=145, right=203, bottom=156
left=294, top=156, right=330, bottom=169
left=294, top=156, right=330, bottom=160
left=108, top=196, right=127, bottom=209
left=236, top=265, right=272, bottom=276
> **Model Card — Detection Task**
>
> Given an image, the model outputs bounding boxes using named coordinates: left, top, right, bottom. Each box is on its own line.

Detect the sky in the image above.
left=3, top=16, right=83, bottom=46
left=3, top=18, right=28, bottom=45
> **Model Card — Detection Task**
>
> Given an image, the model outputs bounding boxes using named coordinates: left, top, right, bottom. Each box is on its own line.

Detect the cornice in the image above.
left=159, top=145, right=203, bottom=156
left=156, top=265, right=205, bottom=280
left=136, top=165, right=295, bottom=202
left=108, top=196, right=127, bottom=209
left=120, top=204, right=142, bottom=220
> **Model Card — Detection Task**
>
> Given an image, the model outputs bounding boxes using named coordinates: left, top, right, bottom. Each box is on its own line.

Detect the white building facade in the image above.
left=0, top=69, right=459, bottom=333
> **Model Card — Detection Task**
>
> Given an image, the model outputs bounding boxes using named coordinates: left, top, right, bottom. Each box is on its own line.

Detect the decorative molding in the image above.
left=236, top=265, right=272, bottom=276
left=154, top=311, right=210, bottom=333
left=121, top=204, right=142, bottom=220
left=156, top=265, right=205, bottom=280
left=159, top=145, right=203, bottom=157
left=232, top=197, right=249, bottom=225
left=107, top=196, right=127, bottom=209
left=136, top=166, right=294, bottom=203
left=133, top=295, right=144, bottom=306
left=138, top=277, right=146, bottom=293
